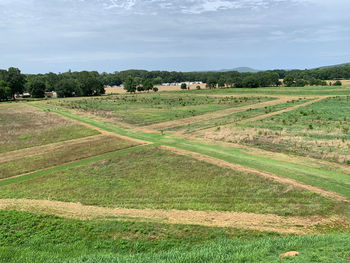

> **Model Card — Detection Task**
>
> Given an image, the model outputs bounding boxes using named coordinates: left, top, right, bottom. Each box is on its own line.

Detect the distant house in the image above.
left=44, top=91, right=58, bottom=98
left=14, top=93, right=31, bottom=99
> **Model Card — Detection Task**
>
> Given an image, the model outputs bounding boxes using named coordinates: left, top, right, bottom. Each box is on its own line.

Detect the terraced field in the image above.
left=1, top=86, right=350, bottom=262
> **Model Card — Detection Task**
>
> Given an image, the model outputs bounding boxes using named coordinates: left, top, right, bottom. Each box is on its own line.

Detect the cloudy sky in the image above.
left=0, top=0, right=349, bottom=73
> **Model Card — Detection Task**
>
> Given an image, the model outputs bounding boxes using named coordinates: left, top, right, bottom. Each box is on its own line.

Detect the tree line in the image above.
left=1, top=64, right=349, bottom=100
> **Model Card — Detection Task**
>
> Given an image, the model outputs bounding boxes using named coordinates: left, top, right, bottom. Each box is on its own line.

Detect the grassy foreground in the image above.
left=31, top=103, right=350, bottom=201
left=0, top=210, right=349, bottom=263
left=0, top=147, right=334, bottom=216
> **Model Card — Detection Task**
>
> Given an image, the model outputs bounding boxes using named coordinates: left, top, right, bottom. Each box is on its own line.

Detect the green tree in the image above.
left=295, top=79, right=306, bottom=87
left=234, top=77, right=243, bottom=88
left=242, top=76, right=259, bottom=88
left=77, top=71, right=104, bottom=96
left=143, top=79, right=154, bottom=92
left=0, top=81, right=11, bottom=101
left=7, top=67, right=26, bottom=98
left=29, top=79, right=46, bottom=98
left=283, top=75, right=295, bottom=87
left=124, top=76, right=136, bottom=93
left=181, top=83, right=187, bottom=90
left=55, top=79, right=78, bottom=97
left=153, top=77, right=163, bottom=85
left=206, top=76, right=217, bottom=89
left=333, top=80, right=342, bottom=86
left=218, top=77, right=225, bottom=88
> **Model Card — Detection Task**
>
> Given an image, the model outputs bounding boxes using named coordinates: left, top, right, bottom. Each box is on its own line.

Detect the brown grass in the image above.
left=105, top=84, right=207, bottom=94
left=0, top=198, right=347, bottom=234
left=0, top=103, right=99, bottom=153
left=0, top=134, right=140, bottom=180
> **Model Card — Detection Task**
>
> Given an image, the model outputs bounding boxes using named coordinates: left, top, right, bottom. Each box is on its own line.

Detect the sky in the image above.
left=0, top=0, right=350, bottom=73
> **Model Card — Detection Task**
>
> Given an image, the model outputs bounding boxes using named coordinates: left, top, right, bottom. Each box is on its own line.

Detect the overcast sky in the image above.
left=1, top=0, right=350, bottom=73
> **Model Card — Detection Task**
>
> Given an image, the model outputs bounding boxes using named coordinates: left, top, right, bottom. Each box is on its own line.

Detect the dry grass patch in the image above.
left=0, top=134, right=139, bottom=180
left=0, top=103, right=99, bottom=153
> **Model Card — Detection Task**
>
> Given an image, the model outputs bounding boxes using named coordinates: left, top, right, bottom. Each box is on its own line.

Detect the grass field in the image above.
left=47, top=94, right=273, bottom=126
left=0, top=135, right=138, bottom=179
left=206, top=96, right=350, bottom=164
left=0, top=103, right=98, bottom=153
left=172, top=98, right=311, bottom=133
left=0, top=210, right=348, bottom=263
left=1, top=86, right=350, bottom=262
left=182, top=85, right=350, bottom=96
left=0, top=147, right=335, bottom=216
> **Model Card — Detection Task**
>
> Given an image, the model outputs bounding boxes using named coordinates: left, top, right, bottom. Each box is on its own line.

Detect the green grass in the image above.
left=0, top=144, right=150, bottom=187
left=47, top=95, right=273, bottom=126
left=181, top=85, right=350, bottom=96
left=0, top=210, right=280, bottom=263
left=30, top=103, right=350, bottom=202
left=171, top=98, right=310, bottom=133
left=0, top=135, right=138, bottom=179
left=0, top=147, right=335, bottom=216
left=0, top=210, right=348, bottom=263
left=227, top=96, right=350, bottom=163
left=68, top=234, right=350, bottom=263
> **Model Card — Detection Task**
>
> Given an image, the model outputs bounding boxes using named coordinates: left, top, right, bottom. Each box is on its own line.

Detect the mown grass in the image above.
left=0, top=135, right=138, bottom=179
left=0, top=103, right=98, bottom=153
left=171, top=98, right=310, bottom=133
left=0, top=147, right=335, bottom=216
left=47, top=95, right=273, bottom=126
left=0, top=210, right=280, bottom=263
left=31, top=103, right=350, bottom=202
left=0, top=144, right=150, bottom=187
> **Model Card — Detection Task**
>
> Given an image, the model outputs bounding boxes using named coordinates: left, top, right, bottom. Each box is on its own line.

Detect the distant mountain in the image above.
left=218, top=67, right=260, bottom=73
left=314, top=63, right=350, bottom=69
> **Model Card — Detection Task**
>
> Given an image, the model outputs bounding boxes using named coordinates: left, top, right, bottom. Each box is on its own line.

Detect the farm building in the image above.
left=44, top=91, right=58, bottom=98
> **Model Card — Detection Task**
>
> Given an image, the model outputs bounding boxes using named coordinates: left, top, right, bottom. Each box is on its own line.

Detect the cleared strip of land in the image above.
left=161, top=146, right=349, bottom=203
left=0, top=144, right=151, bottom=185
left=0, top=198, right=345, bottom=234
left=0, top=134, right=104, bottom=164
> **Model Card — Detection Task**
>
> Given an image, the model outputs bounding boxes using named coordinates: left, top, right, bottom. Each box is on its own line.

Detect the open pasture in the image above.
left=172, top=97, right=311, bottom=133
left=0, top=134, right=138, bottom=180
left=183, top=85, right=350, bottom=96
left=46, top=94, right=273, bottom=126
left=0, top=147, right=335, bottom=217
left=1, top=87, right=350, bottom=263
left=0, top=103, right=98, bottom=153
left=205, top=96, right=350, bottom=164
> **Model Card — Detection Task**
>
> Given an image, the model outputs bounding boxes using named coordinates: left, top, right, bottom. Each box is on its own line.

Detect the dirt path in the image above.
left=0, top=198, right=345, bottom=234
left=144, top=98, right=294, bottom=131
left=161, top=146, right=349, bottom=203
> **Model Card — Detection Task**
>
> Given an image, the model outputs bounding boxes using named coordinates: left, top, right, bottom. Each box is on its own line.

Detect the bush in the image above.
left=333, top=80, right=342, bottom=86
